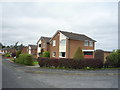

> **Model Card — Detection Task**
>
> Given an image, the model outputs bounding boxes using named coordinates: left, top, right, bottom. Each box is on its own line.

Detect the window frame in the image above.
left=52, top=52, right=56, bottom=57
left=89, top=41, right=93, bottom=46
left=84, top=40, right=89, bottom=46
left=59, top=52, right=66, bottom=58
left=60, top=39, right=66, bottom=46
left=52, top=40, right=56, bottom=46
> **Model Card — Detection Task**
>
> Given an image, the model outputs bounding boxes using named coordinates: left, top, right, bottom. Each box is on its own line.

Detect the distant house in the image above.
left=1, top=48, right=16, bottom=54
left=28, top=45, right=37, bottom=58
left=21, top=46, right=28, bottom=54
left=37, top=36, right=51, bottom=57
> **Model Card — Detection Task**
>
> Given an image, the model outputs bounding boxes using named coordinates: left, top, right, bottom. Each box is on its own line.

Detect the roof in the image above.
left=37, top=36, right=51, bottom=44
left=60, top=31, right=96, bottom=42
left=50, top=30, right=96, bottom=42
left=28, top=45, right=37, bottom=49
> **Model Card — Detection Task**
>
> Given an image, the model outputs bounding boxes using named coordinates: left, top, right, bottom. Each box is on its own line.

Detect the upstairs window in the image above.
left=84, top=40, right=88, bottom=46
left=89, top=41, right=93, bottom=46
left=53, top=40, right=56, bottom=46
left=60, top=39, right=66, bottom=46
left=39, top=44, right=41, bottom=47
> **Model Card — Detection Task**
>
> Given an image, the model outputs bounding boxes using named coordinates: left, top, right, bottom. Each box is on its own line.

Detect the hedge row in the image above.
left=15, top=54, right=34, bottom=66
left=37, top=57, right=103, bottom=69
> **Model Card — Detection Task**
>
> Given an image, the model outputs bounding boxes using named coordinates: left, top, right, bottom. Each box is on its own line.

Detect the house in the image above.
left=21, top=46, right=28, bottom=54
left=1, top=48, right=16, bottom=54
left=49, top=30, right=96, bottom=59
left=28, top=45, right=37, bottom=58
left=37, top=36, right=51, bottom=57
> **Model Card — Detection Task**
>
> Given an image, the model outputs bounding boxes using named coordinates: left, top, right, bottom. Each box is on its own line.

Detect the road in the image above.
left=2, top=58, right=119, bottom=88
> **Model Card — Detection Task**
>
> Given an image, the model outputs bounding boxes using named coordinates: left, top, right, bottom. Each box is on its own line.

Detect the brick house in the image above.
left=37, top=36, right=51, bottom=57
left=21, top=46, right=28, bottom=54
left=28, top=45, right=37, bottom=58
left=49, top=30, right=96, bottom=59
left=1, top=48, right=16, bottom=54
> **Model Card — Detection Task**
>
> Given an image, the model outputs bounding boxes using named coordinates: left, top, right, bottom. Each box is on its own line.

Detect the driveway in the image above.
left=2, top=58, right=119, bottom=88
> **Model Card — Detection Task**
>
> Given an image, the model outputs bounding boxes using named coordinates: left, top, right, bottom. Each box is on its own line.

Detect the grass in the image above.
left=33, top=61, right=38, bottom=65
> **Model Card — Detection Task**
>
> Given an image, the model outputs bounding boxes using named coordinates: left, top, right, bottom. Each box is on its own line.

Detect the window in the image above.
left=52, top=52, right=56, bottom=57
left=84, top=52, right=93, bottom=55
left=39, top=44, right=41, bottom=47
left=60, top=39, right=66, bottom=46
left=53, top=40, right=56, bottom=46
left=89, top=41, right=93, bottom=46
left=59, top=52, right=66, bottom=57
left=84, top=40, right=88, bottom=46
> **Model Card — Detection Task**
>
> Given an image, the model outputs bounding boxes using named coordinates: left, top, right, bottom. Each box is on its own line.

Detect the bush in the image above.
left=37, top=57, right=103, bottom=69
left=94, top=50, right=104, bottom=63
left=16, top=50, right=21, bottom=58
left=42, top=51, right=50, bottom=57
left=105, top=50, right=120, bottom=67
left=73, top=47, right=84, bottom=61
left=16, top=54, right=34, bottom=66
left=5, top=53, right=10, bottom=57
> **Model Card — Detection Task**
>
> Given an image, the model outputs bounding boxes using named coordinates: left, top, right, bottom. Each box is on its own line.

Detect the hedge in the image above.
left=105, top=50, right=120, bottom=68
left=15, top=54, right=34, bottom=66
left=37, top=57, right=103, bottom=69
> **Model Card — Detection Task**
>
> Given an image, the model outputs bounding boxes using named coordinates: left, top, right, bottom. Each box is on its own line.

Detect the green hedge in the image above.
left=105, top=50, right=120, bottom=67
left=16, top=54, right=34, bottom=66
left=5, top=53, right=10, bottom=57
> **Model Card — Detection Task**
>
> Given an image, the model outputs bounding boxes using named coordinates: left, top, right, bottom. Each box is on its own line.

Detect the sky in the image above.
left=0, top=1, right=118, bottom=51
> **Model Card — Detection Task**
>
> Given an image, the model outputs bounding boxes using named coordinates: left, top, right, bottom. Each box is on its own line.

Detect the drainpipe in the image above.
left=68, top=38, right=70, bottom=58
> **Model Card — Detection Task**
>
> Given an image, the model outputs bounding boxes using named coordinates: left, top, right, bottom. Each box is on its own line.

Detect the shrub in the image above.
left=5, top=53, right=10, bottom=57
left=105, top=50, right=120, bottom=67
left=16, top=50, right=21, bottom=58
left=42, top=51, right=50, bottom=57
left=73, top=47, right=84, bottom=61
left=17, top=54, right=34, bottom=66
left=37, top=57, right=103, bottom=69
left=94, top=50, right=104, bottom=63
left=24, top=54, right=34, bottom=66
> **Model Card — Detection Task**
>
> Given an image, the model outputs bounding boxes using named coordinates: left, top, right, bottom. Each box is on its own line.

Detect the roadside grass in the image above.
left=9, top=58, right=14, bottom=62
left=33, top=61, right=38, bottom=65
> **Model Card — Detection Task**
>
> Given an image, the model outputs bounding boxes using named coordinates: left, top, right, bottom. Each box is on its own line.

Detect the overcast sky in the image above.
left=1, top=1, right=118, bottom=51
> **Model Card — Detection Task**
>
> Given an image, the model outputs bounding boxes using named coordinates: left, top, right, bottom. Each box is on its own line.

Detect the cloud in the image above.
left=1, top=2, right=118, bottom=51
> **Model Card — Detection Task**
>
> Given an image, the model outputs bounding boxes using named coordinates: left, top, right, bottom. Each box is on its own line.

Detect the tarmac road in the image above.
left=2, top=58, right=119, bottom=88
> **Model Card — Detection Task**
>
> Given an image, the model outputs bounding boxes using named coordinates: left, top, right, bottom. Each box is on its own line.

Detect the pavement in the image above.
left=2, top=58, right=119, bottom=88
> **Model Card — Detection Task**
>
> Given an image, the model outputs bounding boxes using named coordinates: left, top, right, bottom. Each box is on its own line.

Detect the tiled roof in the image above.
left=41, top=37, right=51, bottom=42
left=28, top=45, right=37, bottom=49
left=60, top=31, right=96, bottom=42
left=37, top=36, right=51, bottom=44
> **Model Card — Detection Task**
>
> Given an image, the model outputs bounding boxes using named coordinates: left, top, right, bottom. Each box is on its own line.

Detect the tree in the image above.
left=42, top=51, right=50, bottom=57
left=106, top=49, right=120, bottom=67
left=73, top=47, right=84, bottom=61
left=16, top=50, right=21, bottom=58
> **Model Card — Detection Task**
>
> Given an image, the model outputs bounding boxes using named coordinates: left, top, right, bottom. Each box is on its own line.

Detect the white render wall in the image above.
left=59, top=32, right=67, bottom=57
left=28, top=46, right=31, bottom=54
left=37, top=40, right=41, bottom=57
